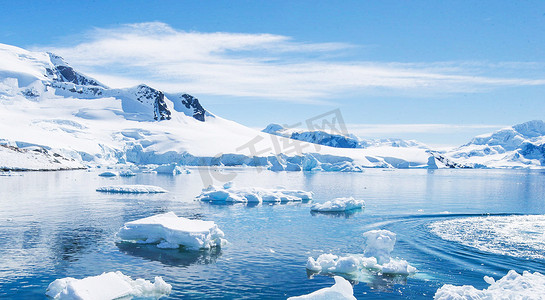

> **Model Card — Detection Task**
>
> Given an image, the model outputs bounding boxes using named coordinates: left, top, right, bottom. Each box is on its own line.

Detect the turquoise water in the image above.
left=1, top=169, right=545, bottom=299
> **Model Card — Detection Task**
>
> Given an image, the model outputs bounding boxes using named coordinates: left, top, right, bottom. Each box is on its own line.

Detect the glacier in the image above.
left=45, top=271, right=171, bottom=300
left=117, top=212, right=226, bottom=250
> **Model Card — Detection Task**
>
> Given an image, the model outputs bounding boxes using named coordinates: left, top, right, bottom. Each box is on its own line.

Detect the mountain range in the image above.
left=0, top=42, right=543, bottom=171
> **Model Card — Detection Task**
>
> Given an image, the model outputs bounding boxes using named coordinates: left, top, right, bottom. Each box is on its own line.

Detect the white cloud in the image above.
left=40, top=22, right=545, bottom=101
left=346, top=123, right=507, bottom=136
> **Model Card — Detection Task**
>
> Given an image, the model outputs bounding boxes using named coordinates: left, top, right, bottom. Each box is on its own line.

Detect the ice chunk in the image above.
left=118, top=212, right=226, bottom=250
left=98, top=171, right=117, bottom=177
left=154, top=163, right=190, bottom=175
left=287, top=276, right=356, bottom=300
left=196, top=183, right=312, bottom=203
left=96, top=185, right=167, bottom=193
left=434, top=270, right=545, bottom=299
left=119, top=170, right=136, bottom=177
left=306, top=230, right=416, bottom=277
left=310, top=197, right=364, bottom=212
left=45, top=271, right=171, bottom=300
left=363, top=230, right=396, bottom=264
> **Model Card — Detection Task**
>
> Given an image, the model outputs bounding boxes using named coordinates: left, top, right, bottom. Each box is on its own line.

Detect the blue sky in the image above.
left=1, top=1, right=545, bottom=147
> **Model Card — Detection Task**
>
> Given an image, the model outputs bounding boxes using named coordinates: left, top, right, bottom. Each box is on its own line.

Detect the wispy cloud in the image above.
left=40, top=22, right=545, bottom=101
left=347, top=123, right=507, bottom=136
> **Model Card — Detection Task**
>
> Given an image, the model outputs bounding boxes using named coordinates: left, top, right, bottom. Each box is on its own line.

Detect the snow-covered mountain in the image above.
left=0, top=43, right=480, bottom=171
left=443, top=120, right=545, bottom=168
left=263, top=123, right=429, bottom=149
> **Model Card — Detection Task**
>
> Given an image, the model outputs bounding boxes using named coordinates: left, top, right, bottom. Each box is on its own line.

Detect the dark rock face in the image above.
left=46, top=54, right=103, bottom=87
left=180, top=94, right=206, bottom=122
left=135, top=85, right=172, bottom=121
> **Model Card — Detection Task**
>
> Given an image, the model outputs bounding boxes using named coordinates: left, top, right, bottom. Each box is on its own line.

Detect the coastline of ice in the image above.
left=287, top=276, right=356, bottom=300
left=434, top=270, right=545, bottom=299
left=310, top=197, right=364, bottom=212
left=306, top=230, right=416, bottom=277
left=96, top=185, right=168, bottom=193
left=45, top=271, right=171, bottom=300
left=196, top=182, right=312, bottom=203
left=118, top=212, right=226, bottom=250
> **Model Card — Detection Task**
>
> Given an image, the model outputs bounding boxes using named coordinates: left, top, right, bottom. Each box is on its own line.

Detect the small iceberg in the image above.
left=306, top=230, right=416, bottom=277
left=434, top=270, right=545, bottom=299
left=98, top=171, right=117, bottom=177
left=197, top=182, right=312, bottom=203
left=118, top=212, right=226, bottom=250
left=287, top=276, right=356, bottom=300
left=119, top=170, right=137, bottom=177
left=154, top=163, right=190, bottom=175
left=310, top=197, right=364, bottom=212
left=45, top=271, right=171, bottom=300
left=96, top=185, right=168, bottom=194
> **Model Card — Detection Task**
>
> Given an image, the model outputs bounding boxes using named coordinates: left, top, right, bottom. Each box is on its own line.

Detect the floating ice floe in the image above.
left=310, top=197, right=365, bottom=212
left=287, top=276, right=356, bottom=300
left=96, top=185, right=168, bottom=193
left=434, top=270, right=545, bottom=299
left=196, top=182, right=312, bottom=203
left=118, top=212, right=226, bottom=250
left=306, top=230, right=416, bottom=277
left=45, top=271, right=171, bottom=300
left=154, top=163, right=190, bottom=175
left=119, top=170, right=137, bottom=177
left=98, top=171, right=117, bottom=177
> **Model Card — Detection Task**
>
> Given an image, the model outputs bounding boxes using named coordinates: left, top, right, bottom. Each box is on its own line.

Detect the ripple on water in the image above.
left=429, top=215, right=545, bottom=259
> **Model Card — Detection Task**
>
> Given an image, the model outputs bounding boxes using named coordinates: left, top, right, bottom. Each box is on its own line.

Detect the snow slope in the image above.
left=0, top=43, right=447, bottom=170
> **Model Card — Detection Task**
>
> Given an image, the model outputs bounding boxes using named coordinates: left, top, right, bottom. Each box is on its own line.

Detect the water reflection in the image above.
left=306, top=270, right=410, bottom=292
left=51, top=226, right=106, bottom=262
left=117, top=242, right=221, bottom=267
left=310, top=208, right=364, bottom=219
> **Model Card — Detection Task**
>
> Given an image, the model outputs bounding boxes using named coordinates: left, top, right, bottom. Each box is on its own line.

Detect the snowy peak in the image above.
left=446, top=120, right=545, bottom=168
left=46, top=53, right=105, bottom=87
left=467, top=120, right=545, bottom=151
left=0, top=43, right=210, bottom=123
left=165, top=93, right=208, bottom=122
left=512, top=120, right=545, bottom=138
left=262, top=123, right=428, bottom=150
left=132, top=84, right=171, bottom=121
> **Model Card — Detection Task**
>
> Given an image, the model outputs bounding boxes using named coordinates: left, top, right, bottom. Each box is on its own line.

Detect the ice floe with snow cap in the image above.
left=306, top=230, right=416, bottom=279
left=46, top=271, right=171, bottom=300
left=118, top=212, right=226, bottom=250
left=287, top=276, right=356, bottom=300
left=310, top=197, right=364, bottom=212
left=434, top=270, right=545, bottom=299
left=196, top=182, right=312, bottom=203
left=96, top=185, right=168, bottom=193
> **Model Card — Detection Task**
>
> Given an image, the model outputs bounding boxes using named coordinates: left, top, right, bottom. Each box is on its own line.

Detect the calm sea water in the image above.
left=1, top=168, right=545, bottom=299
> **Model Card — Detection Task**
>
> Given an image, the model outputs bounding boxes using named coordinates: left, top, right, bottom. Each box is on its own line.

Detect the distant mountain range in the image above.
left=0, top=42, right=543, bottom=171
